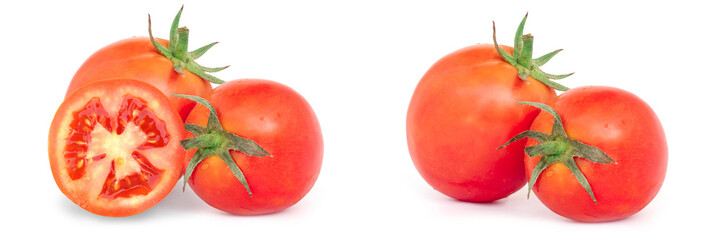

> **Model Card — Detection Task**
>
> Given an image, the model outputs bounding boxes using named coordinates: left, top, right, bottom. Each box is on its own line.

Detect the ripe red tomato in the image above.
left=407, top=44, right=554, bottom=202
left=65, top=8, right=224, bottom=120
left=407, top=16, right=570, bottom=202
left=66, top=37, right=211, bottom=120
left=49, top=79, right=185, bottom=217
left=524, top=86, right=667, bottom=222
left=183, top=79, right=323, bottom=215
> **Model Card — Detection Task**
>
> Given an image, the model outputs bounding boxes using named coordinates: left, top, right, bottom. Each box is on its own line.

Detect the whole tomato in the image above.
left=503, top=86, right=667, bottom=222
left=407, top=15, right=571, bottom=202
left=65, top=7, right=225, bottom=120
left=178, top=79, right=323, bottom=215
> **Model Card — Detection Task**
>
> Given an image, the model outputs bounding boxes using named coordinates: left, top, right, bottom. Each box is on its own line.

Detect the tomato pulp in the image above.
left=49, top=79, right=185, bottom=217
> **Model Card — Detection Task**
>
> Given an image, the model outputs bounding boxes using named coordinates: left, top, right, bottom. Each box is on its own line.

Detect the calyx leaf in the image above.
left=148, top=6, right=228, bottom=84
left=498, top=101, right=615, bottom=204
left=492, top=13, right=573, bottom=91
left=173, top=94, right=271, bottom=197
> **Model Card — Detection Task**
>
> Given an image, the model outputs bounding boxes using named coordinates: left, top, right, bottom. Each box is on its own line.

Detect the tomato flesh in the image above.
left=50, top=79, right=184, bottom=217
left=63, top=95, right=169, bottom=200
left=99, top=151, right=162, bottom=200
left=63, top=98, right=110, bottom=180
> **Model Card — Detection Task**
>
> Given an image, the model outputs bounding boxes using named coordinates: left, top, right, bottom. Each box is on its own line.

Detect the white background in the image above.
left=1, top=0, right=717, bottom=238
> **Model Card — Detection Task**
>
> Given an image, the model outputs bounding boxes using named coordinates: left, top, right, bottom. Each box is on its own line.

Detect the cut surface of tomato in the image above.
left=49, top=79, right=184, bottom=217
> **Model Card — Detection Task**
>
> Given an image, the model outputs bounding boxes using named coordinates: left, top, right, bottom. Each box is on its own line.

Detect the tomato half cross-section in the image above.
left=49, top=79, right=185, bottom=217
left=180, top=79, right=323, bottom=215
left=406, top=15, right=571, bottom=202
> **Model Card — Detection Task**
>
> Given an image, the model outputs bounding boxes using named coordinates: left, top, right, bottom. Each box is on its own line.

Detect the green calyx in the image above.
left=498, top=101, right=615, bottom=204
left=148, top=6, right=227, bottom=84
left=173, top=94, right=271, bottom=197
left=492, top=13, right=573, bottom=91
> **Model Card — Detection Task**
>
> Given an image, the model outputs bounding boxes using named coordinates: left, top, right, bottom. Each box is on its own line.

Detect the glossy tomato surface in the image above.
left=526, top=86, right=667, bottom=222
left=407, top=44, right=556, bottom=202
left=66, top=37, right=212, bottom=120
left=185, top=79, right=323, bottom=215
left=49, top=79, right=185, bottom=217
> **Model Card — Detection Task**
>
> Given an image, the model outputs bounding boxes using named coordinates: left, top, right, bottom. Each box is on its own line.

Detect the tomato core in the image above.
left=62, top=96, right=170, bottom=200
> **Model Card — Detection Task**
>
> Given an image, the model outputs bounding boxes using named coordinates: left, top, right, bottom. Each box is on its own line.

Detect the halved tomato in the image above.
left=49, top=79, right=185, bottom=217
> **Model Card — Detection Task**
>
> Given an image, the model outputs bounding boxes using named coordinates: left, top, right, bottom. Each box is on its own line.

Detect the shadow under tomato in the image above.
left=152, top=179, right=316, bottom=217
left=56, top=195, right=154, bottom=221
left=424, top=184, right=555, bottom=221
left=56, top=179, right=207, bottom=219
left=145, top=179, right=208, bottom=215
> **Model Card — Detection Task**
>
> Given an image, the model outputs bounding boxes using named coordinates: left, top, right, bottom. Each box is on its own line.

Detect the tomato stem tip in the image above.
left=492, top=14, right=572, bottom=91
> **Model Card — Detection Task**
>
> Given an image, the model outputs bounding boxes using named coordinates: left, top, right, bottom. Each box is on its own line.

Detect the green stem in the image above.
left=492, top=14, right=572, bottom=90
left=544, top=138, right=570, bottom=156
left=181, top=133, right=223, bottom=150
left=175, top=27, right=190, bottom=62
left=173, top=94, right=271, bottom=196
left=518, top=34, right=534, bottom=67
left=147, top=6, right=227, bottom=84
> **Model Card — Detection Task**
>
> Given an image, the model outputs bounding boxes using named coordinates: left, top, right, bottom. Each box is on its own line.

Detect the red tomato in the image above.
left=49, top=79, right=185, bottom=217
left=407, top=44, right=556, bottom=202
left=66, top=37, right=211, bottom=121
left=407, top=16, right=573, bottom=202
left=65, top=8, right=224, bottom=120
left=525, top=86, right=667, bottom=222
left=184, top=79, right=323, bottom=215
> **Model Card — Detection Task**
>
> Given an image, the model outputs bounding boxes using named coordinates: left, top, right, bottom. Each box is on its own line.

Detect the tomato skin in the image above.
left=49, top=79, right=185, bottom=217
left=66, top=37, right=212, bottom=120
left=185, top=79, right=323, bottom=215
left=407, top=44, right=556, bottom=202
left=526, top=86, right=667, bottom=222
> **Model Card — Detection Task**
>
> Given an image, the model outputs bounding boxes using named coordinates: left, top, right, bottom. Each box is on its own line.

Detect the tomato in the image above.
left=183, top=79, right=323, bottom=215
left=49, top=79, right=185, bottom=217
left=406, top=16, right=570, bottom=202
left=65, top=8, right=224, bottom=121
left=523, top=86, right=667, bottom=222
left=65, top=37, right=211, bottom=120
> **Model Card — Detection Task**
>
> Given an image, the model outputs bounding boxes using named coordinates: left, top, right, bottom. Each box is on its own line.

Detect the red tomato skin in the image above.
left=66, top=37, right=213, bottom=120
left=407, top=44, right=556, bottom=202
left=526, top=86, right=667, bottom=222
left=185, top=79, right=323, bottom=215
